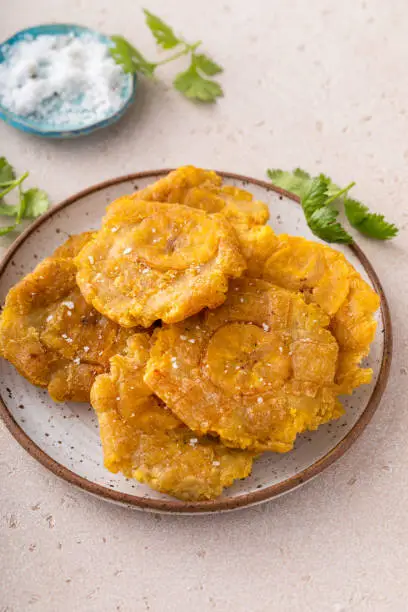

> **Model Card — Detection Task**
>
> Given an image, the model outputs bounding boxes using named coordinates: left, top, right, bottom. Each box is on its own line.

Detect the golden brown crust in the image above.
left=91, top=333, right=254, bottom=501
left=134, top=166, right=223, bottom=207
left=132, top=166, right=277, bottom=273
left=0, top=234, right=135, bottom=402
left=75, top=200, right=246, bottom=328
left=145, top=278, right=342, bottom=453
left=261, top=235, right=380, bottom=394
left=0, top=167, right=381, bottom=500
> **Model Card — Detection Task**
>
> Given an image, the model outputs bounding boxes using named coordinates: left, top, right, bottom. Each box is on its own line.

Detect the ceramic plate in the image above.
left=0, top=171, right=392, bottom=514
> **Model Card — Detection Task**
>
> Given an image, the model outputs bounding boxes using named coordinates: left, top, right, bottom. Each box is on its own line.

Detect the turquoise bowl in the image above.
left=0, top=24, right=137, bottom=138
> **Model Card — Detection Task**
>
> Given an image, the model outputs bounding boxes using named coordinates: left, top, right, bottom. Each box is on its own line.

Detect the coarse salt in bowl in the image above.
left=0, top=24, right=137, bottom=138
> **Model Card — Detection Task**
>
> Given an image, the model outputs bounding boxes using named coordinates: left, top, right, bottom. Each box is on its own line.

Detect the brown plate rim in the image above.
left=0, top=169, right=393, bottom=514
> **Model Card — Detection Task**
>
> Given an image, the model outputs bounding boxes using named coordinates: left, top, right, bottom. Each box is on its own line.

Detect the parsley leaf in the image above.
left=290, top=168, right=310, bottom=181
left=0, top=202, right=19, bottom=217
left=143, top=9, right=181, bottom=49
left=0, top=158, right=50, bottom=236
left=0, top=157, right=15, bottom=184
left=174, top=60, right=223, bottom=102
left=109, top=36, right=156, bottom=77
left=267, top=167, right=398, bottom=242
left=109, top=10, right=223, bottom=103
left=22, top=188, right=50, bottom=219
left=193, top=53, right=223, bottom=76
left=308, top=206, right=353, bottom=244
left=267, top=168, right=313, bottom=200
left=300, top=176, right=353, bottom=244
left=343, top=197, right=368, bottom=226
left=344, top=198, right=398, bottom=240
left=300, top=175, right=330, bottom=217
left=267, top=167, right=341, bottom=201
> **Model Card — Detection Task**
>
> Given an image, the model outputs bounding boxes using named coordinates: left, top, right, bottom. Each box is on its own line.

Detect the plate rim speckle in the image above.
left=0, top=170, right=393, bottom=514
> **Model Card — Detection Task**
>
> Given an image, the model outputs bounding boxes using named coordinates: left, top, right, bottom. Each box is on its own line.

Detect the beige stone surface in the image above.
left=1, top=1, right=408, bottom=610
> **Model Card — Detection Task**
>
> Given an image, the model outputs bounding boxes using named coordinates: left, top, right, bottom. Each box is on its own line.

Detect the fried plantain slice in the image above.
left=134, top=166, right=267, bottom=220
left=133, top=166, right=278, bottom=274
left=0, top=234, right=134, bottom=402
left=135, top=166, right=223, bottom=209
left=91, top=333, right=254, bottom=501
left=145, top=278, right=343, bottom=453
left=261, top=235, right=380, bottom=393
left=75, top=200, right=247, bottom=328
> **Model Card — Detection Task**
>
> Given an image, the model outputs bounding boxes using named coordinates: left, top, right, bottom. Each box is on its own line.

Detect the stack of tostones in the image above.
left=91, top=333, right=254, bottom=501
left=0, top=233, right=135, bottom=402
left=0, top=166, right=380, bottom=501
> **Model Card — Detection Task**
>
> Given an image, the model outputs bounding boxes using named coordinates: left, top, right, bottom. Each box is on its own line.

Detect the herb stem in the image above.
left=17, top=184, right=25, bottom=223
left=325, top=181, right=356, bottom=206
left=0, top=224, right=17, bottom=236
left=189, top=41, right=202, bottom=52
left=155, top=41, right=201, bottom=66
left=0, top=172, right=29, bottom=200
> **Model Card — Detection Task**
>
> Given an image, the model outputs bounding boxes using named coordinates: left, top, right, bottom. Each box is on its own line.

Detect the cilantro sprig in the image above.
left=267, top=168, right=398, bottom=243
left=344, top=198, right=398, bottom=239
left=109, top=9, right=223, bottom=103
left=143, top=10, right=181, bottom=49
left=109, top=36, right=156, bottom=77
left=0, top=156, right=50, bottom=237
left=300, top=176, right=354, bottom=244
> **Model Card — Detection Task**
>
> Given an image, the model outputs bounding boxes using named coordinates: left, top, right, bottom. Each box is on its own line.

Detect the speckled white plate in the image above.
left=0, top=171, right=392, bottom=514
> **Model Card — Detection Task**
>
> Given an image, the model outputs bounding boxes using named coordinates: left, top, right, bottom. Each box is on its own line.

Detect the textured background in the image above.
left=1, top=1, right=408, bottom=610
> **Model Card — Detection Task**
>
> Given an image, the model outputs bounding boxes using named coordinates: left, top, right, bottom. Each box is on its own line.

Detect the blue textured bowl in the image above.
left=0, top=24, right=137, bottom=138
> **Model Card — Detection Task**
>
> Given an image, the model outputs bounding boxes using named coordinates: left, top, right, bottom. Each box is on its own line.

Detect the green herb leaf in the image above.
left=22, top=188, right=50, bottom=219
left=291, top=168, right=310, bottom=181
left=0, top=157, right=17, bottom=212
left=0, top=185, right=26, bottom=227
left=343, top=197, right=368, bottom=226
left=110, top=10, right=224, bottom=103
left=267, top=168, right=314, bottom=200
left=345, top=198, right=398, bottom=240
left=308, top=206, right=353, bottom=244
left=301, top=176, right=353, bottom=244
left=267, top=167, right=342, bottom=201
left=109, top=35, right=156, bottom=76
left=0, top=202, right=19, bottom=217
left=143, top=9, right=181, bottom=49
left=193, top=53, right=223, bottom=76
left=0, top=160, right=50, bottom=237
left=300, top=175, right=330, bottom=217
left=267, top=167, right=398, bottom=242
left=0, top=157, right=15, bottom=184
left=174, top=62, right=223, bottom=102
left=0, top=172, right=28, bottom=201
